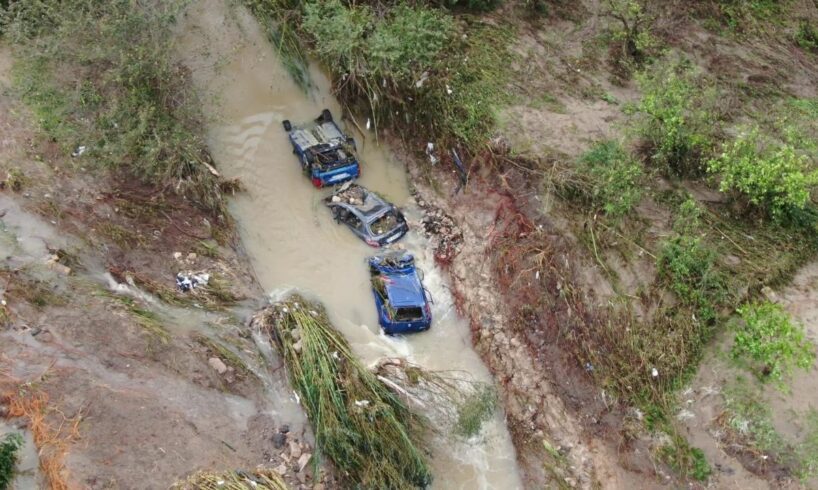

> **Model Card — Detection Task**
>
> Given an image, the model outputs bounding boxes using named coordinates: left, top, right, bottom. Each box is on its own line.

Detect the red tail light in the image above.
left=311, top=177, right=323, bottom=188
left=365, top=238, right=379, bottom=247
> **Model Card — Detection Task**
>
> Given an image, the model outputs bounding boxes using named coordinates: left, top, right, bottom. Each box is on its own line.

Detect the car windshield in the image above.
left=393, top=306, right=423, bottom=322
left=369, top=209, right=400, bottom=236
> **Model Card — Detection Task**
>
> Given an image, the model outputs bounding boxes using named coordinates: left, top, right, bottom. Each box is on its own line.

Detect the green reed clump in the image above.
left=254, top=295, right=431, bottom=489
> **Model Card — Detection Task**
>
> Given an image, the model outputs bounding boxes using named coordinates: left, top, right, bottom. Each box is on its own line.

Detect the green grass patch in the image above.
left=658, top=434, right=712, bottom=482
left=3, top=0, right=228, bottom=215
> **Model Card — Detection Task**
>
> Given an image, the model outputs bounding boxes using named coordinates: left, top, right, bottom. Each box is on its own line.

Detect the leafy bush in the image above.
left=0, top=432, right=23, bottom=489
left=657, top=232, right=725, bottom=324
left=707, top=127, right=818, bottom=221
left=577, top=140, right=644, bottom=218
left=795, top=19, right=818, bottom=53
left=4, top=0, right=226, bottom=214
left=634, top=62, right=716, bottom=176
left=732, top=301, right=815, bottom=386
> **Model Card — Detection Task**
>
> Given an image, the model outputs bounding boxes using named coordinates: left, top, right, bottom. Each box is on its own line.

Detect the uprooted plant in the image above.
left=252, top=295, right=432, bottom=488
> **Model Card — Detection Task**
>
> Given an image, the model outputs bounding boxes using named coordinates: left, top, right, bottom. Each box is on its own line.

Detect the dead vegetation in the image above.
left=0, top=382, right=81, bottom=490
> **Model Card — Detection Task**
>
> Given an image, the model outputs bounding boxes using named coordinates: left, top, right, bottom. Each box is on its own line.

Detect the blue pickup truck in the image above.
left=368, top=253, right=432, bottom=335
left=282, top=109, right=360, bottom=188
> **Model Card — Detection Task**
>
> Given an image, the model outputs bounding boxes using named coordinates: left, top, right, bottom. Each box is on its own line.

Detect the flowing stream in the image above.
left=178, top=1, right=523, bottom=488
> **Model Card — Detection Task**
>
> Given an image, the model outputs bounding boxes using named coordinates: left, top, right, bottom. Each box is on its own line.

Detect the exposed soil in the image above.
left=0, top=45, right=317, bottom=489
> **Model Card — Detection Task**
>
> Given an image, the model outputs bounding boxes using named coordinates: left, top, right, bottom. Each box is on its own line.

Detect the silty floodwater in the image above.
left=178, top=1, right=523, bottom=488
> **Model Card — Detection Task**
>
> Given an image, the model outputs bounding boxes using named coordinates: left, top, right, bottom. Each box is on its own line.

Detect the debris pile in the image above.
left=172, top=469, right=288, bottom=490
left=251, top=295, right=432, bottom=489
left=414, top=194, right=463, bottom=264
left=175, top=272, right=210, bottom=292
left=329, top=183, right=367, bottom=206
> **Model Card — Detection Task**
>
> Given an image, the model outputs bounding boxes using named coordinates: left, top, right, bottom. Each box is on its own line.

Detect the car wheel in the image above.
left=282, top=120, right=292, bottom=131
left=321, top=109, right=333, bottom=123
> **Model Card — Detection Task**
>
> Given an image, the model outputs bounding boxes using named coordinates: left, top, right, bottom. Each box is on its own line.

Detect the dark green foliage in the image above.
left=4, top=0, right=226, bottom=215
left=0, top=432, right=24, bottom=490
left=634, top=61, right=718, bottom=176
left=431, top=0, right=501, bottom=12
left=576, top=140, right=644, bottom=218
left=795, top=18, right=818, bottom=52
left=657, top=234, right=725, bottom=324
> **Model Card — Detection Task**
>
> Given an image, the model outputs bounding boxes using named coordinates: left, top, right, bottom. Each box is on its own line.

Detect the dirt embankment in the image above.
left=401, top=1, right=818, bottom=488
left=0, top=45, right=318, bottom=488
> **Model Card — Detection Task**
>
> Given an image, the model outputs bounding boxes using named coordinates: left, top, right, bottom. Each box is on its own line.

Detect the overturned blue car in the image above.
left=282, top=109, right=360, bottom=188
left=368, top=253, right=432, bottom=335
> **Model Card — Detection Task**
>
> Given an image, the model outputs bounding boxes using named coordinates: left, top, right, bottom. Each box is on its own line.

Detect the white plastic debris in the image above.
left=175, top=271, right=210, bottom=292
left=415, top=71, right=429, bottom=89
left=446, top=84, right=453, bottom=95
left=425, top=142, right=438, bottom=165
left=366, top=118, right=371, bottom=130
left=71, top=145, right=87, bottom=157
left=354, top=400, right=371, bottom=408
left=651, top=367, right=659, bottom=378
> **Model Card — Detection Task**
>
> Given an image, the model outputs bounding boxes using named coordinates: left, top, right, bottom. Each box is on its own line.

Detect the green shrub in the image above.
left=657, top=233, right=725, bottom=324
left=577, top=140, right=644, bottom=218
left=732, top=301, right=815, bottom=386
left=0, top=432, right=23, bottom=489
left=634, top=62, right=716, bottom=176
left=795, top=19, right=818, bottom=53
left=708, top=127, right=818, bottom=221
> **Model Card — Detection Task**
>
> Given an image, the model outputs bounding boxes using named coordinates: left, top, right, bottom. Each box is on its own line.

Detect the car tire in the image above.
left=320, top=109, right=333, bottom=123
left=282, top=120, right=292, bottom=131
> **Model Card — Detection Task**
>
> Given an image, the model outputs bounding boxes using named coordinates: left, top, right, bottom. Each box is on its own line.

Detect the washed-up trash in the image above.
left=71, top=145, right=87, bottom=157
left=176, top=271, right=210, bottom=292
left=425, top=142, right=438, bottom=165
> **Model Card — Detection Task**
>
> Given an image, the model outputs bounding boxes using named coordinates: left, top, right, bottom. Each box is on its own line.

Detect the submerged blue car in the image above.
left=368, top=253, right=432, bottom=335
left=282, top=109, right=360, bottom=188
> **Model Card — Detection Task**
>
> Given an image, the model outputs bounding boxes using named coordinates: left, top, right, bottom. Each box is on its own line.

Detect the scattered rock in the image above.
left=279, top=424, right=290, bottom=434
left=208, top=357, right=228, bottom=375
left=289, top=440, right=302, bottom=460
left=297, top=453, right=311, bottom=472
left=275, top=463, right=288, bottom=476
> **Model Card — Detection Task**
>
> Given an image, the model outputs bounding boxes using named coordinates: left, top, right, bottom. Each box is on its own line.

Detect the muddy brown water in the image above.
left=178, top=1, right=523, bottom=487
